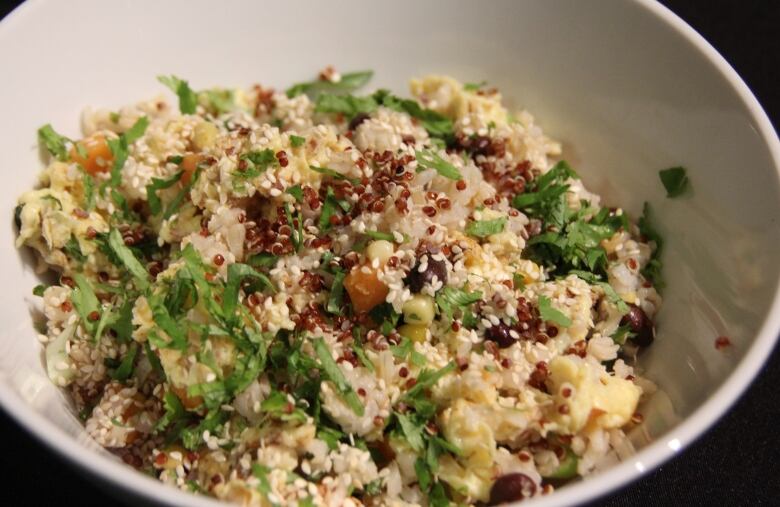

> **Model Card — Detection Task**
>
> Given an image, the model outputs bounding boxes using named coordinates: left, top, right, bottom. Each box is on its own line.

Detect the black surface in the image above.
left=1, top=1, right=778, bottom=506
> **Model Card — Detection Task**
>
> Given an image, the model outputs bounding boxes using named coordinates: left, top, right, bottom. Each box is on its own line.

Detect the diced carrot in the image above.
left=70, top=134, right=113, bottom=175
left=180, top=153, right=204, bottom=185
left=344, top=266, right=389, bottom=314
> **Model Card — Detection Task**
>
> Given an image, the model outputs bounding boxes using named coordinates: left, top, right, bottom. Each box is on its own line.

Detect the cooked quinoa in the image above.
left=15, top=69, right=663, bottom=506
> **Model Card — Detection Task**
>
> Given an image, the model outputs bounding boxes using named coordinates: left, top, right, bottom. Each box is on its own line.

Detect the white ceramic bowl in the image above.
left=1, top=0, right=778, bottom=505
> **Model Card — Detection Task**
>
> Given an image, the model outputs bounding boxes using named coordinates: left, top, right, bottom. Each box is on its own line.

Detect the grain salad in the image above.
left=15, top=68, right=664, bottom=506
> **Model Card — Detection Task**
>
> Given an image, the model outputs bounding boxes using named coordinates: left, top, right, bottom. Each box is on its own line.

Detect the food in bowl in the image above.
left=14, top=68, right=663, bottom=506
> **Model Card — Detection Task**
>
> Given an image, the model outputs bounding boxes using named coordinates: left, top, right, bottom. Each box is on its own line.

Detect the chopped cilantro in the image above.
left=107, top=229, right=150, bottom=290
left=659, top=166, right=690, bottom=198
left=110, top=342, right=139, bottom=381
left=286, top=184, right=303, bottom=203
left=638, top=202, right=665, bottom=290
left=290, top=135, right=306, bottom=148
left=107, top=116, right=149, bottom=187
left=537, top=295, right=572, bottom=327
left=286, top=70, right=373, bottom=98
left=314, top=93, right=378, bottom=118
left=246, top=252, right=279, bottom=269
left=223, top=263, right=276, bottom=318
left=32, top=284, right=46, bottom=297
left=435, top=286, right=482, bottom=322
left=202, top=88, right=235, bottom=115
left=465, top=216, right=506, bottom=238
left=373, top=90, right=454, bottom=140
left=463, top=80, right=487, bottom=91
left=326, top=269, right=346, bottom=315
left=415, top=149, right=461, bottom=180
left=364, top=230, right=394, bottom=241
left=403, top=361, right=456, bottom=401
left=37, top=124, right=69, bottom=161
left=64, top=235, right=87, bottom=263
left=146, top=171, right=183, bottom=215
left=310, top=165, right=360, bottom=183
left=80, top=169, right=96, bottom=211
left=70, top=274, right=100, bottom=337
left=312, top=338, right=364, bottom=416
left=158, top=75, right=198, bottom=114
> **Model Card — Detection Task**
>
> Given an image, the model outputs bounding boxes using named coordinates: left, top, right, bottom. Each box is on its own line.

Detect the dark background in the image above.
left=1, top=1, right=778, bottom=505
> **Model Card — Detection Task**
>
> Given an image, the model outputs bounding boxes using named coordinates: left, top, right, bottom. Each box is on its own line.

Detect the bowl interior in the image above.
left=0, top=0, right=778, bottom=505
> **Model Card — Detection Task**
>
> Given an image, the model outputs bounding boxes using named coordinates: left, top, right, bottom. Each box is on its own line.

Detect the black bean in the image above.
left=621, top=304, right=655, bottom=347
left=405, top=257, right=447, bottom=293
left=485, top=322, right=515, bottom=348
left=348, top=112, right=371, bottom=131
left=489, top=473, right=537, bottom=505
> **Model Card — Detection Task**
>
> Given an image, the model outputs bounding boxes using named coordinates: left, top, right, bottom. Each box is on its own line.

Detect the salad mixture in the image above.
left=15, top=68, right=666, bottom=506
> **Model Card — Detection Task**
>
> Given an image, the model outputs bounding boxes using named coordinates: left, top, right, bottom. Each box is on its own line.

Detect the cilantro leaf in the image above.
left=37, top=124, right=70, bottom=161
left=537, top=295, right=572, bottom=327
left=202, top=89, right=235, bottom=115
left=326, top=269, right=346, bottom=315
left=110, top=342, right=139, bottom=381
left=415, top=149, right=461, bottom=180
left=107, top=229, right=150, bottom=290
left=638, top=202, right=665, bottom=290
left=403, top=361, right=456, bottom=401
left=158, top=75, right=198, bottom=114
left=373, top=90, right=454, bottom=140
left=223, top=263, right=276, bottom=318
left=286, top=70, right=373, bottom=98
left=364, top=230, right=394, bottom=241
left=313, top=338, right=364, bottom=416
left=396, top=412, right=425, bottom=452
left=659, top=166, right=690, bottom=198
left=435, top=287, right=482, bottom=322
left=290, top=135, right=305, bottom=148
left=463, top=81, right=487, bottom=91
left=314, top=93, right=378, bottom=118
left=309, top=165, right=359, bottom=183
left=146, top=171, right=183, bottom=215
left=80, top=169, right=96, bottom=211
left=465, top=216, right=506, bottom=238
left=71, top=273, right=100, bottom=335
left=64, top=235, right=87, bottom=264
left=124, top=116, right=149, bottom=144
left=286, top=184, right=304, bottom=203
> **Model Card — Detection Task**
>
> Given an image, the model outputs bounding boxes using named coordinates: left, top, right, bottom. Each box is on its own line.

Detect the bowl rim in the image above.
left=0, top=0, right=778, bottom=506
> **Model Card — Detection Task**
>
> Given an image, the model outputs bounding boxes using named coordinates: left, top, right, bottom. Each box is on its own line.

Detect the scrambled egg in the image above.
left=546, top=356, right=641, bottom=433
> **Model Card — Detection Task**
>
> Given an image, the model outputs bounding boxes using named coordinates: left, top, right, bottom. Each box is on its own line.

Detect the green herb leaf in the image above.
left=396, top=412, right=425, bottom=452
left=290, top=135, right=306, bottom=148
left=107, top=229, right=150, bottom=290
left=465, top=216, right=507, bottom=238
left=202, top=89, right=235, bottom=115
left=246, top=252, right=279, bottom=269
left=373, top=90, right=454, bottom=140
left=154, top=391, right=187, bottom=432
left=286, top=184, right=303, bottom=203
left=64, top=235, right=87, bottom=263
left=326, top=269, right=346, bottom=315
left=80, top=169, right=96, bottom=211
left=223, top=263, right=276, bottom=318
left=659, top=166, right=689, bottom=198
left=286, top=70, right=373, bottom=98
left=638, top=202, right=665, bottom=290
left=32, top=284, right=46, bottom=297
left=415, top=149, right=461, bottom=180
left=463, top=81, right=487, bottom=91
left=71, top=273, right=100, bottom=335
left=314, top=93, right=378, bottom=118
left=313, top=338, right=364, bottom=416
left=158, top=75, right=198, bottom=114
left=435, top=287, right=482, bottom=322
left=124, top=116, right=149, bottom=144
left=537, top=294, right=572, bottom=327
left=110, top=342, right=139, bottom=381
left=403, top=361, right=456, bottom=401
left=364, top=230, right=394, bottom=241
left=146, top=171, right=183, bottom=215
left=37, top=124, right=69, bottom=161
